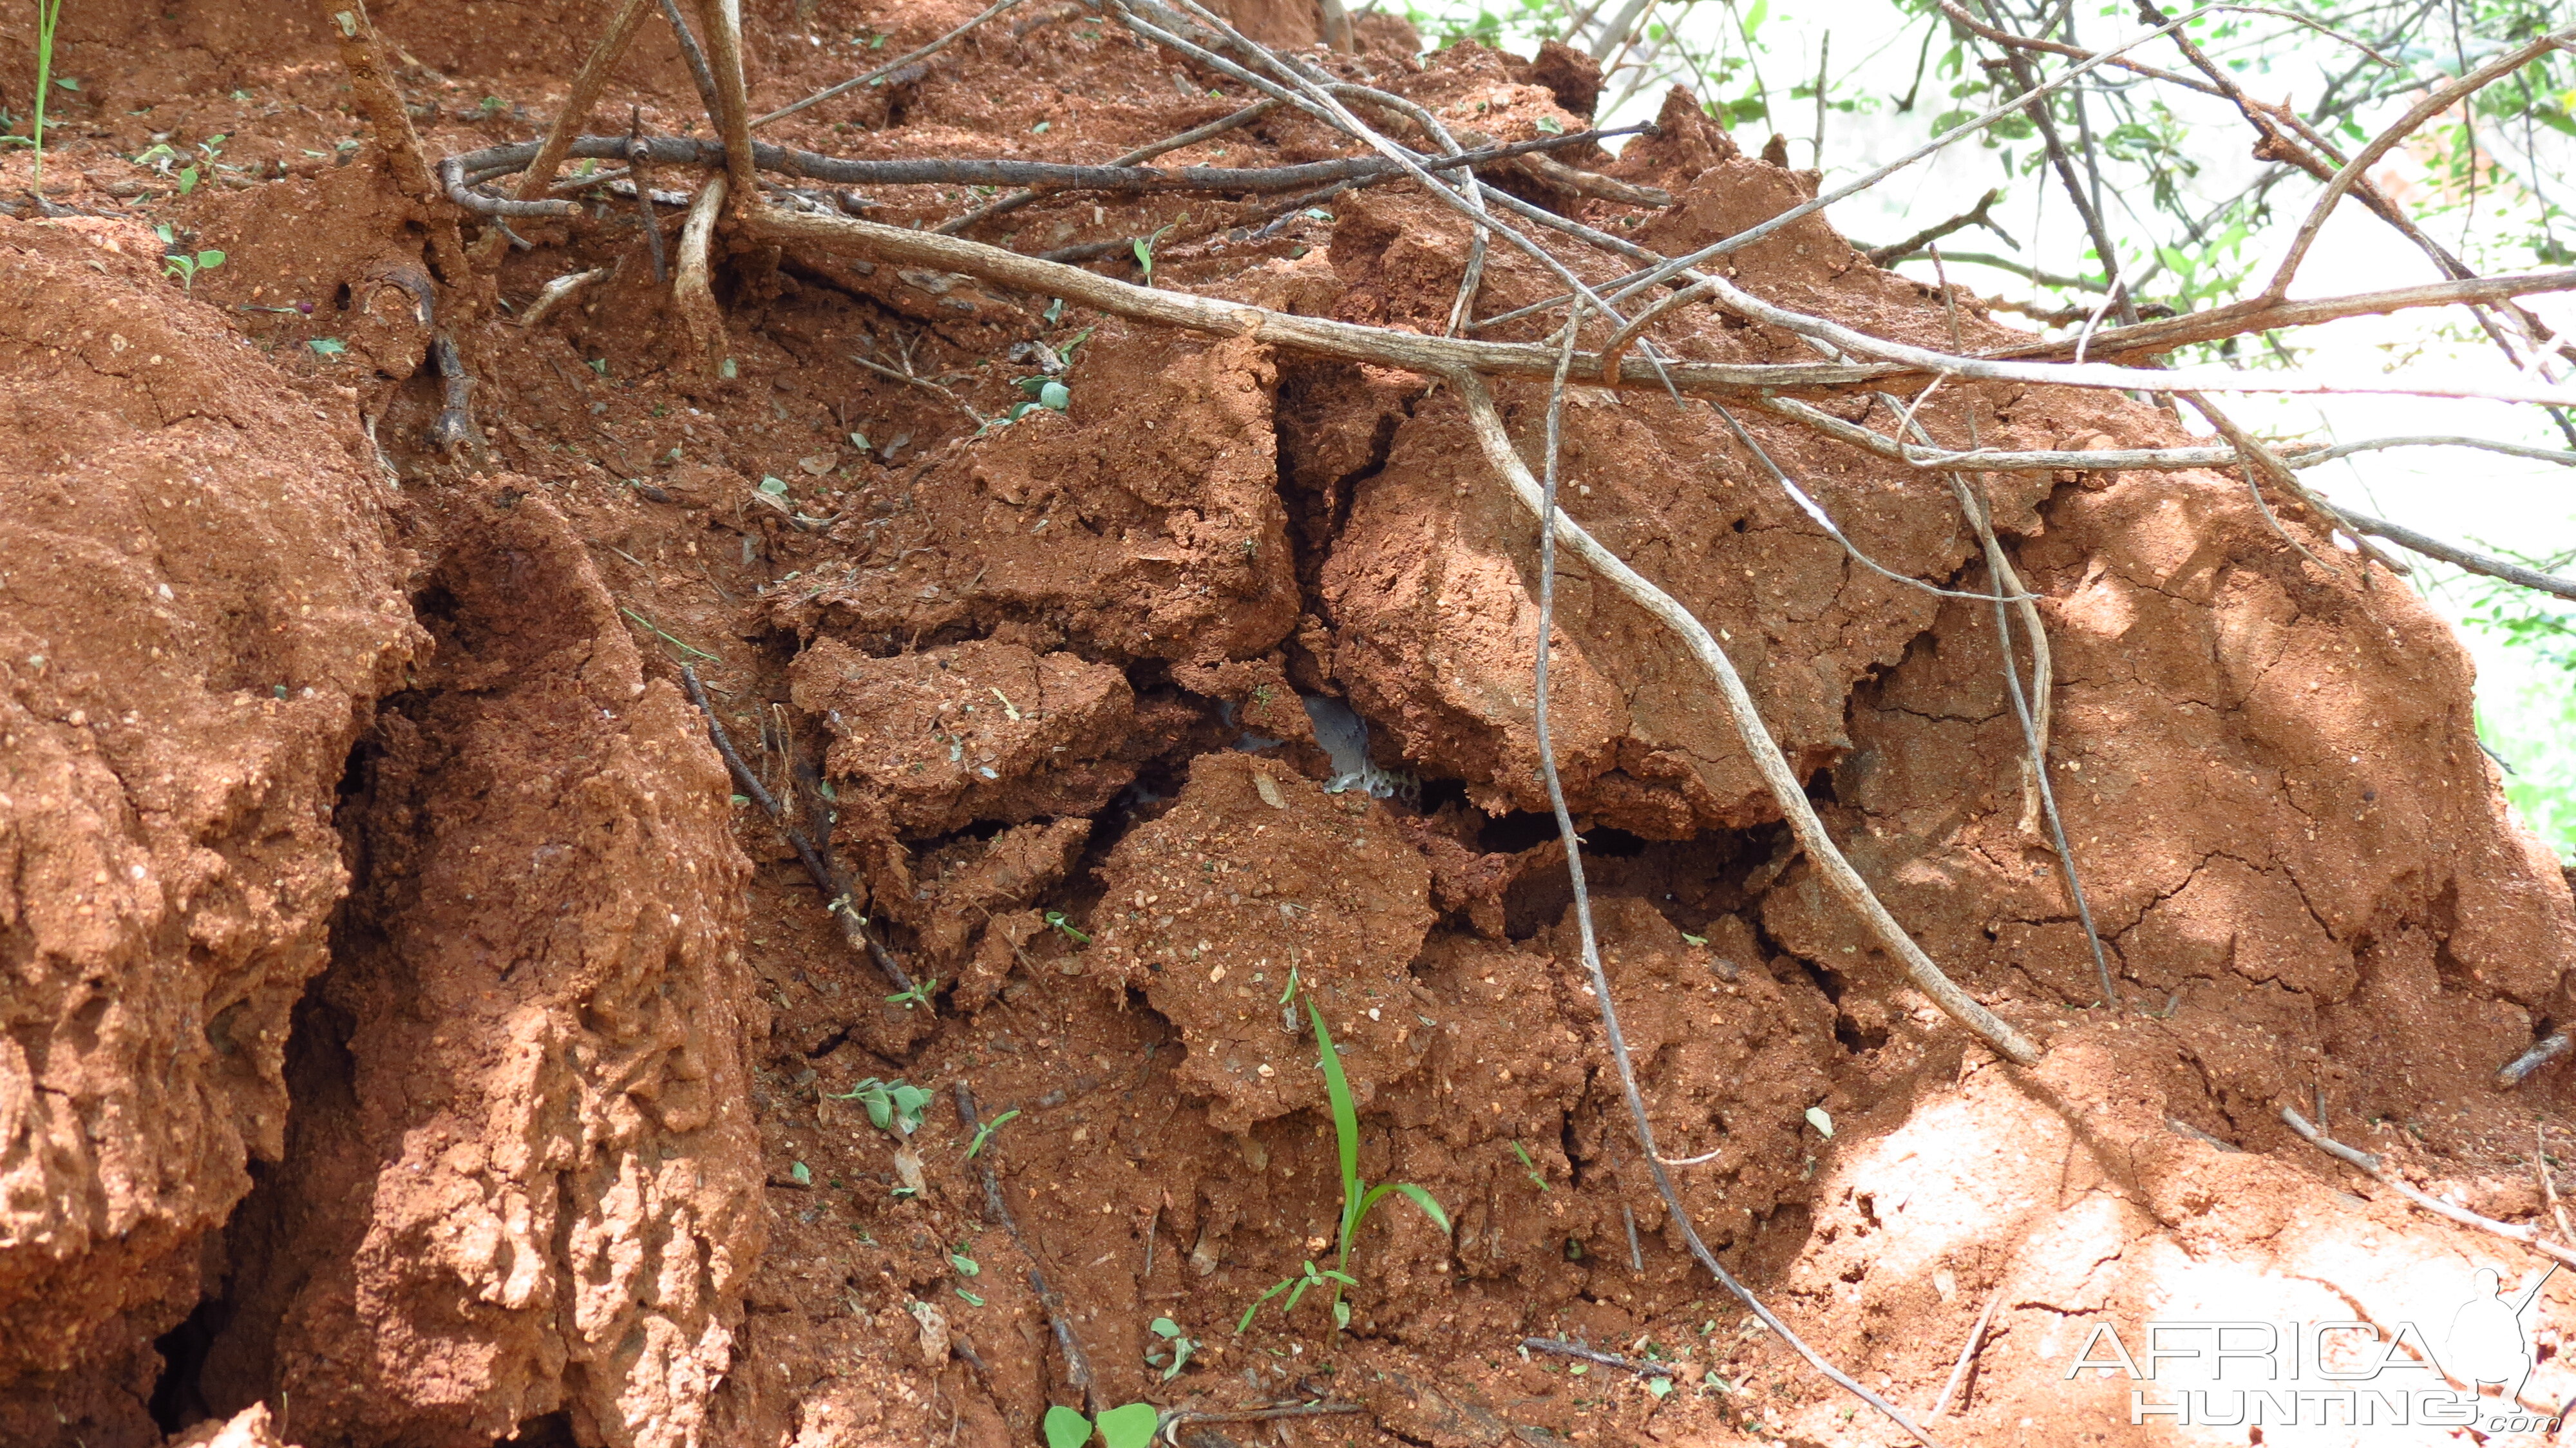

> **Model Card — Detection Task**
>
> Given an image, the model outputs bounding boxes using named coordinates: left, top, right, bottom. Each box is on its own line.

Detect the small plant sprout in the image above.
left=1236, top=1260, right=1354, bottom=1333
left=885, top=975, right=938, bottom=1012
left=154, top=225, right=225, bottom=292
left=1043, top=910, right=1090, bottom=945
left=1131, top=222, right=1177, bottom=285
left=1510, top=1139, right=1549, bottom=1192
left=27, top=0, right=64, bottom=184
left=1239, top=997, right=1450, bottom=1334
left=1145, top=1317, right=1197, bottom=1381
left=1043, top=1402, right=1157, bottom=1448
left=965, top=1107, right=1018, bottom=1159
left=830, top=1077, right=933, bottom=1136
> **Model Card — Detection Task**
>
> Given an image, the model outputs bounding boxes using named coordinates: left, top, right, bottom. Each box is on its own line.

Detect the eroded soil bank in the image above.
left=5, top=2, right=2575, bottom=1445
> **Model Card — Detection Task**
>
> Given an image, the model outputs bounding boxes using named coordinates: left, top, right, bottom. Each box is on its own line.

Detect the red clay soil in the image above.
left=4, top=3, right=2575, bottom=1447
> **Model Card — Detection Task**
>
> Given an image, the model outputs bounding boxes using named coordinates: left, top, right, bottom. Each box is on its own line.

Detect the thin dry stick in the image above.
left=1489, top=329, right=1953, bottom=1447
left=1927, top=1290, right=2002, bottom=1420
left=2496, top=1030, right=2575, bottom=1090
left=755, top=0, right=1029, bottom=129
left=448, top=125, right=1645, bottom=205
left=1755, top=395, right=2576, bottom=476
left=1864, top=187, right=2011, bottom=267
left=629, top=110, right=669, bottom=283
left=1604, top=5, right=2217, bottom=301
left=2178, top=390, right=2413, bottom=577
left=1924, top=251, right=2116, bottom=1003
left=934, top=98, right=1280, bottom=234
left=679, top=667, right=915, bottom=993
left=509, top=0, right=657, bottom=203
left=1455, top=367, right=2039, bottom=1065
left=1709, top=403, right=2034, bottom=604
left=1520, top=1337, right=1676, bottom=1377
left=2540, top=1124, right=2573, bottom=1242
left=2282, top=1105, right=2576, bottom=1270
left=1971, top=0, right=2135, bottom=327
left=516, top=267, right=611, bottom=328
left=2336, top=511, right=2576, bottom=605
left=955, top=1082, right=1099, bottom=1413
left=1160, top=1403, right=1363, bottom=1431
left=1992, top=269, right=2576, bottom=363
left=656, top=0, right=724, bottom=119
left=2264, top=21, right=2576, bottom=301
left=748, top=201, right=2576, bottom=408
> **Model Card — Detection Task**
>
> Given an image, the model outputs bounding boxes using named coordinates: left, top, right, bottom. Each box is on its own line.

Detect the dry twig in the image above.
left=2281, top=1105, right=2576, bottom=1270
left=679, top=666, right=914, bottom=994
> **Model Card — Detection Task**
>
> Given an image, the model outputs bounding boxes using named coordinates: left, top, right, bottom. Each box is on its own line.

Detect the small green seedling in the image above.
left=948, top=1250, right=980, bottom=1277
left=1043, top=910, right=1090, bottom=945
left=886, top=975, right=939, bottom=1012
left=831, top=1077, right=933, bottom=1135
left=1043, top=1402, right=1157, bottom=1448
left=1132, top=223, right=1176, bottom=285
left=1145, top=1317, right=1198, bottom=1381
left=28, top=0, right=64, bottom=183
left=966, top=1108, right=1019, bottom=1159
left=308, top=338, right=348, bottom=359
left=1239, top=998, right=1450, bottom=1334
left=1510, top=1139, right=1549, bottom=1192
left=154, top=225, right=224, bottom=292
left=1236, top=1260, right=1354, bottom=1333
left=790, top=1161, right=812, bottom=1186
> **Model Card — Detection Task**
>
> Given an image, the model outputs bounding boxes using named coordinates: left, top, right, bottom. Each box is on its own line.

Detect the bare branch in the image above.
left=2265, top=21, right=2576, bottom=300
left=1862, top=187, right=2013, bottom=267
left=2282, top=1105, right=2576, bottom=1270
left=1451, top=368, right=2044, bottom=1067
left=1987, top=269, right=2576, bottom=361
left=509, top=0, right=656, bottom=203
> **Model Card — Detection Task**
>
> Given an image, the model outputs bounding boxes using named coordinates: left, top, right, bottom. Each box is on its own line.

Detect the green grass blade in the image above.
left=1305, top=998, right=1363, bottom=1237
left=1388, top=1182, right=1452, bottom=1234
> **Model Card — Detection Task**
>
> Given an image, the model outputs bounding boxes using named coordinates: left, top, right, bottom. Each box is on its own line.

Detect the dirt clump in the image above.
left=0, top=218, right=419, bottom=1448
left=192, top=485, right=765, bottom=1448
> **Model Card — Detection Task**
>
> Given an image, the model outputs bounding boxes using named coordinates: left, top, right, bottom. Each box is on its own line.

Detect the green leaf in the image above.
left=1039, top=380, right=1070, bottom=412
left=1043, top=1405, right=1094, bottom=1448
left=1095, top=1404, right=1158, bottom=1448
left=1387, top=1182, right=1452, bottom=1234
left=1679, top=931, right=1707, bottom=946
left=1150, top=1317, right=1182, bottom=1340
left=308, top=338, right=348, bottom=357
left=789, top=1161, right=811, bottom=1186
left=1307, top=1001, right=1362, bottom=1212
left=949, top=1252, right=980, bottom=1276
left=1534, top=114, right=1563, bottom=135
left=177, top=165, right=198, bottom=195
left=1804, top=1106, right=1834, bottom=1138
left=759, top=475, right=790, bottom=495
left=195, top=250, right=224, bottom=270
left=956, top=1287, right=985, bottom=1306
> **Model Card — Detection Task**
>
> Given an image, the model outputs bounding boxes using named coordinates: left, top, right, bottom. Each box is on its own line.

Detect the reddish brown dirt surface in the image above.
left=5, top=3, right=2576, bottom=1447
